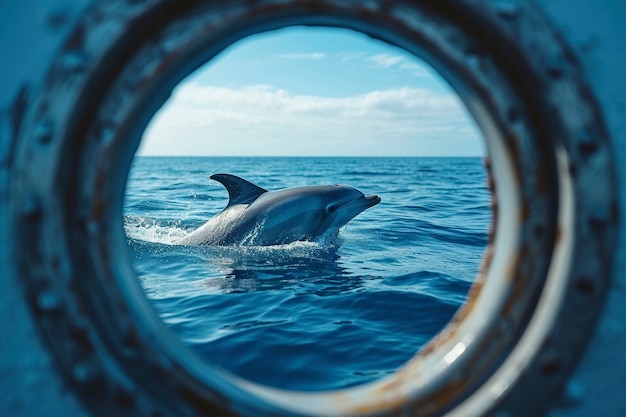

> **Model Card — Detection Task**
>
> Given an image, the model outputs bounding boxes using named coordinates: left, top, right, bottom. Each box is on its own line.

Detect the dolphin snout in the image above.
left=363, top=194, right=381, bottom=208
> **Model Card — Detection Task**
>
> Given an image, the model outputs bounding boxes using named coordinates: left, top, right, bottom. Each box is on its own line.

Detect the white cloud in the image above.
left=336, top=52, right=367, bottom=62
left=139, top=83, right=482, bottom=156
left=366, top=53, right=405, bottom=69
left=357, top=53, right=431, bottom=78
left=399, top=62, right=432, bottom=77
left=274, top=53, right=326, bottom=60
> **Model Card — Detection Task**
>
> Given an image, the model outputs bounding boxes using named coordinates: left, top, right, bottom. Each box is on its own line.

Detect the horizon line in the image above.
left=134, top=154, right=485, bottom=158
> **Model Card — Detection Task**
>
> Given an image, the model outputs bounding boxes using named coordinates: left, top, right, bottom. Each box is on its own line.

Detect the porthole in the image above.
left=124, top=26, right=487, bottom=391
left=11, top=1, right=617, bottom=416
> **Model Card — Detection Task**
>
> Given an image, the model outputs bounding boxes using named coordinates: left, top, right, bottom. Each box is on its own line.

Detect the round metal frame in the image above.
left=10, top=1, right=617, bottom=416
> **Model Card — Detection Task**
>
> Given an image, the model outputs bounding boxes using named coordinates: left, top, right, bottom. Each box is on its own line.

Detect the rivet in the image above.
left=21, top=196, right=42, bottom=221
left=588, top=206, right=609, bottom=228
left=547, top=58, right=565, bottom=79
left=113, top=387, right=136, bottom=408
left=506, top=106, right=520, bottom=124
left=95, top=120, right=116, bottom=144
left=45, top=9, right=69, bottom=31
left=494, top=0, right=520, bottom=19
left=72, top=360, right=99, bottom=383
left=34, top=120, right=54, bottom=144
left=123, top=327, right=142, bottom=350
left=70, top=325, right=94, bottom=351
left=575, top=277, right=594, bottom=295
left=559, top=380, right=585, bottom=407
left=577, top=129, right=597, bottom=155
left=465, top=51, right=481, bottom=70
left=62, top=51, right=87, bottom=73
left=79, top=217, right=99, bottom=236
left=540, top=356, right=561, bottom=376
left=36, top=289, right=63, bottom=313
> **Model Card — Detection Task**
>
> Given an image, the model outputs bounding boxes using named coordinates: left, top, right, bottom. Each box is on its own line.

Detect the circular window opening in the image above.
left=123, top=26, right=489, bottom=391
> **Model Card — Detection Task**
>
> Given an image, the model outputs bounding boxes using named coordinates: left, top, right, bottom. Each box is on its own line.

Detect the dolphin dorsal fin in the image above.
left=210, top=173, right=268, bottom=208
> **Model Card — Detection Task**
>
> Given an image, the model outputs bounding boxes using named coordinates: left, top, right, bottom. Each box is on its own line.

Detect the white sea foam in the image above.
left=124, top=215, right=188, bottom=244
left=124, top=213, right=331, bottom=251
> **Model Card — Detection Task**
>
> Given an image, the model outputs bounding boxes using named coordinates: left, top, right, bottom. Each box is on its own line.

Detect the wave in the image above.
left=341, top=171, right=391, bottom=176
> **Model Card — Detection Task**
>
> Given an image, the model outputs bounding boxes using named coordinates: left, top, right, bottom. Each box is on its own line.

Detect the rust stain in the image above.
left=519, top=200, right=530, bottom=222
left=501, top=250, right=529, bottom=316
left=483, top=156, right=497, bottom=245
left=416, top=376, right=468, bottom=416
left=480, top=246, right=494, bottom=275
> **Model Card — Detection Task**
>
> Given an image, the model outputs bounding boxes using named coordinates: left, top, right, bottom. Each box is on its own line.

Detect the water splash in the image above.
left=239, top=213, right=267, bottom=246
left=176, top=205, right=251, bottom=245
left=124, top=215, right=188, bottom=244
left=124, top=213, right=338, bottom=253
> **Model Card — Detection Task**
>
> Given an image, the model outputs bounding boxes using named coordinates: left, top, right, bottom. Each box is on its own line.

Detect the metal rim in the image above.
left=10, top=1, right=617, bottom=416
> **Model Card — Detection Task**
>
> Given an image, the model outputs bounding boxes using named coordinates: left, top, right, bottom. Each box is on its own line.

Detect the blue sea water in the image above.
left=123, top=156, right=491, bottom=391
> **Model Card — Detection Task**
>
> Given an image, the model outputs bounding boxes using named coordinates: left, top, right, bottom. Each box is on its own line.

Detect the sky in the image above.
left=138, top=26, right=484, bottom=157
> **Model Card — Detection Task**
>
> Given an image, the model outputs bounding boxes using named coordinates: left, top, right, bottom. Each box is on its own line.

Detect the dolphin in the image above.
left=176, top=173, right=381, bottom=246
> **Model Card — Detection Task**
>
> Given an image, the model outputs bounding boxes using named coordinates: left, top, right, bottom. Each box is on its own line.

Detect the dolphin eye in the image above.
left=326, top=204, right=338, bottom=214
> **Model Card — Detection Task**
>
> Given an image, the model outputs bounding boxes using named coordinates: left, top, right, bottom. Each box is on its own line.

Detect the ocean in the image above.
left=123, top=156, right=491, bottom=391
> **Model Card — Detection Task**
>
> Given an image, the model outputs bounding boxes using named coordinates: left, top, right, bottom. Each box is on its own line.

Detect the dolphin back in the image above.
left=210, top=173, right=268, bottom=208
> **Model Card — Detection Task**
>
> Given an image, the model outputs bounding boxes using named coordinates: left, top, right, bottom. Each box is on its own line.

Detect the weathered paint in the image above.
left=1, top=1, right=624, bottom=416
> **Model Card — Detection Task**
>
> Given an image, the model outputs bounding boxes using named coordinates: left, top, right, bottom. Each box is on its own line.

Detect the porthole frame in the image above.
left=10, top=1, right=617, bottom=416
